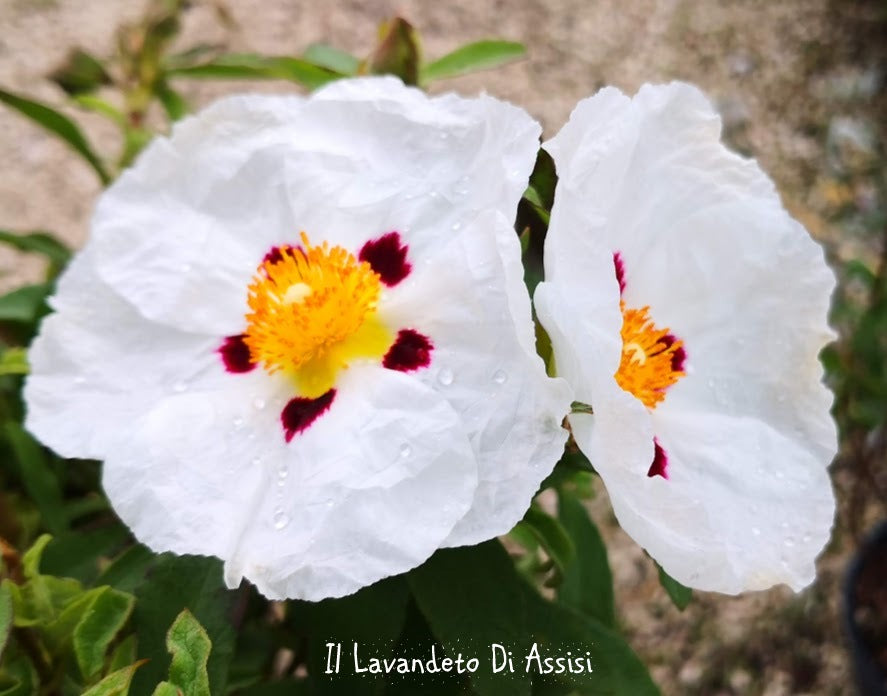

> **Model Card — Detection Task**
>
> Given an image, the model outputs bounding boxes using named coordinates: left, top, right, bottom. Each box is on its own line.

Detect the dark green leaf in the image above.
left=50, top=49, right=111, bottom=96
left=96, top=544, right=156, bottom=593
left=4, top=424, right=67, bottom=535
left=302, top=43, right=359, bottom=74
left=0, top=284, right=51, bottom=325
left=0, top=649, right=39, bottom=696
left=365, top=17, right=422, bottom=85
left=523, top=586, right=659, bottom=695
left=108, top=634, right=138, bottom=674
left=82, top=661, right=145, bottom=696
left=130, top=555, right=235, bottom=696
left=528, top=149, right=557, bottom=211
left=0, top=581, right=11, bottom=660
left=0, top=348, right=28, bottom=377
left=167, top=54, right=339, bottom=90
left=288, top=575, right=409, bottom=695
left=410, top=541, right=532, bottom=696
left=656, top=563, right=692, bottom=611
left=155, top=81, right=188, bottom=121
left=557, top=493, right=615, bottom=627
left=421, top=40, right=525, bottom=84
left=158, top=609, right=212, bottom=696
left=0, top=88, right=110, bottom=184
left=522, top=186, right=550, bottom=225
left=518, top=504, right=575, bottom=576
left=0, top=230, right=70, bottom=275
left=42, top=525, right=129, bottom=583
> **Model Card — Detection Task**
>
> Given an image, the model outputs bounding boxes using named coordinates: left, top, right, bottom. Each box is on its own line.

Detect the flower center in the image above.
left=243, top=232, right=393, bottom=398
left=614, top=301, right=685, bottom=410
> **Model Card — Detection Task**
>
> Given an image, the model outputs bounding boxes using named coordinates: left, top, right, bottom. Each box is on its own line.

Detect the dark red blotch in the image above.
left=219, top=334, right=255, bottom=374
left=263, top=244, right=302, bottom=266
left=659, top=334, right=687, bottom=372
left=613, top=251, right=626, bottom=295
left=359, top=232, right=411, bottom=286
left=281, top=389, right=336, bottom=442
left=648, top=438, right=669, bottom=479
left=383, top=329, right=433, bottom=372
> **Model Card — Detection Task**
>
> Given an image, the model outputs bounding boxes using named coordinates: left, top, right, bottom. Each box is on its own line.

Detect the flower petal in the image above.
left=539, top=82, right=837, bottom=593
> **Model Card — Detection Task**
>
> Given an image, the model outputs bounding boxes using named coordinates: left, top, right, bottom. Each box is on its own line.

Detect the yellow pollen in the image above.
left=614, top=301, right=685, bottom=410
left=243, top=232, right=393, bottom=398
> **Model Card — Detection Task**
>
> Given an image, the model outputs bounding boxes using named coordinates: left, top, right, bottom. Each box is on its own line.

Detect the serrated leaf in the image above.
left=0, top=581, right=12, bottom=660
left=523, top=586, right=659, bottom=695
left=73, top=586, right=136, bottom=679
left=302, top=43, right=359, bottom=74
left=518, top=504, right=575, bottom=576
left=108, top=634, right=138, bottom=674
left=82, top=661, right=146, bottom=696
left=0, top=284, right=51, bottom=325
left=421, top=40, right=525, bottom=84
left=161, top=609, right=211, bottom=696
left=20, top=535, right=52, bottom=581
left=0, top=88, right=110, bottom=184
left=130, top=555, right=235, bottom=696
left=0, top=348, right=28, bottom=376
left=150, top=684, right=179, bottom=696
left=4, top=424, right=67, bottom=535
left=557, top=493, right=615, bottom=627
left=167, top=54, right=338, bottom=90
left=410, top=541, right=532, bottom=696
left=656, top=563, right=692, bottom=611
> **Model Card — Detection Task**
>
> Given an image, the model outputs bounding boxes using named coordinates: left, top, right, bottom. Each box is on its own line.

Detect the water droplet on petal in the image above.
left=439, top=131, right=449, bottom=140
left=751, top=527, right=761, bottom=536
left=73, top=375, right=87, bottom=385
left=437, top=368, right=454, bottom=386
left=173, top=381, right=187, bottom=393
left=253, top=397, right=266, bottom=410
left=784, top=536, right=795, bottom=547
left=325, top=499, right=334, bottom=508
left=492, top=369, right=508, bottom=385
left=180, top=263, right=192, bottom=273
left=251, top=456, right=261, bottom=466
left=277, top=467, right=288, bottom=480
left=399, top=443, right=412, bottom=458
left=233, top=417, right=244, bottom=428
left=451, top=221, right=462, bottom=231
left=802, top=534, right=811, bottom=543
left=429, top=191, right=439, bottom=199
left=273, top=510, right=290, bottom=530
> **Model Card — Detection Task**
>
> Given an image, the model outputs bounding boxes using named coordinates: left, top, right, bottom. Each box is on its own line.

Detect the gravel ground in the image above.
left=1, top=1, right=884, bottom=694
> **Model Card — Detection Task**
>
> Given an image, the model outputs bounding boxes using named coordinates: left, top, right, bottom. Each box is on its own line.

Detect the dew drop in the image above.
left=73, top=375, right=87, bottom=385
left=751, top=527, right=761, bottom=536
left=251, top=456, right=262, bottom=466
left=253, top=397, right=266, bottom=410
left=437, top=368, right=454, bottom=386
left=325, top=499, right=334, bottom=508
left=492, top=369, right=508, bottom=385
left=233, top=417, right=244, bottom=428
left=429, top=190, right=439, bottom=199
left=784, top=536, right=795, bottom=547
left=451, top=221, right=462, bottom=231
left=273, top=510, right=290, bottom=530
left=802, top=534, right=811, bottom=543
left=439, top=131, right=449, bottom=140
left=277, top=467, right=288, bottom=480
left=399, top=443, right=412, bottom=458
left=180, top=263, right=192, bottom=273
left=172, top=381, right=187, bottom=393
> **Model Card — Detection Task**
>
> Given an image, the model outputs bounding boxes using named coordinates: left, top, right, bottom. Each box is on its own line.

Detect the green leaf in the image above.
left=4, top=425, right=67, bottom=535
left=20, top=534, right=52, bottom=581
left=0, top=581, right=12, bottom=660
left=302, top=43, right=359, bottom=74
left=50, top=49, right=111, bottom=96
left=522, top=186, right=550, bottom=225
left=72, top=587, right=135, bottom=679
left=518, top=504, right=576, bottom=576
left=81, top=661, right=146, bottom=696
left=130, top=555, right=235, bottom=696
left=157, top=609, right=211, bottom=696
left=656, top=563, right=692, bottom=611
left=365, top=17, right=422, bottom=85
left=42, top=525, right=129, bottom=583
left=0, top=88, right=110, bottom=184
left=108, top=634, right=138, bottom=674
left=523, top=586, right=659, bottom=695
left=0, top=348, right=28, bottom=377
left=167, top=54, right=339, bottom=90
left=421, top=40, right=525, bottom=84
left=288, top=575, right=409, bottom=695
left=155, top=82, right=188, bottom=121
left=96, top=544, right=156, bottom=593
left=0, top=284, right=51, bottom=325
left=0, top=230, right=70, bottom=275
left=557, top=493, right=615, bottom=627
left=72, top=95, right=126, bottom=128
left=409, top=541, right=532, bottom=696
left=0, top=650, right=39, bottom=696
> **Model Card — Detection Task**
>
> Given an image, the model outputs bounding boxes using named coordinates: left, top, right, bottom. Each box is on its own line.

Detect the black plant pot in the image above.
left=844, top=520, right=887, bottom=696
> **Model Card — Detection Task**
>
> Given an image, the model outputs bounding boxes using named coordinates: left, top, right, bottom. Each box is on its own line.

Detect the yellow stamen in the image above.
left=614, top=301, right=685, bottom=409
left=244, top=232, right=393, bottom=397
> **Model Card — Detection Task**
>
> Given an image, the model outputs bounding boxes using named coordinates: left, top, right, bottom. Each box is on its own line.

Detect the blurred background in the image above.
left=0, top=1, right=884, bottom=694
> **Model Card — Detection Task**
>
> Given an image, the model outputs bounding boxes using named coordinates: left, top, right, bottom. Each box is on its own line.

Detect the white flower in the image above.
left=534, top=83, right=837, bottom=593
left=25, top=77, right=572, bottom=601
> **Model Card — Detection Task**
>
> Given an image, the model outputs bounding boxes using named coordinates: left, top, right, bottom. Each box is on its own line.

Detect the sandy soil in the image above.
left=1, top=1, right=884, bottom=694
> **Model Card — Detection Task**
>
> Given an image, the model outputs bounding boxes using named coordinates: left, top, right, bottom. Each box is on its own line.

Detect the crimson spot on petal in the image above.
left=648, top=438, right=669, bottom=479
left=282, top=389, right=336, bottom=442
left=263, top=244, right=299, bottom=266
left=660, top=334, right=687, bottom=372
left=359, top=232, right=411, bottom=286
left=383, top=329, right=433, bottom=372
left=613, top=251, right=626, bottom=295
left=219, top=334, right=255, bottom=373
